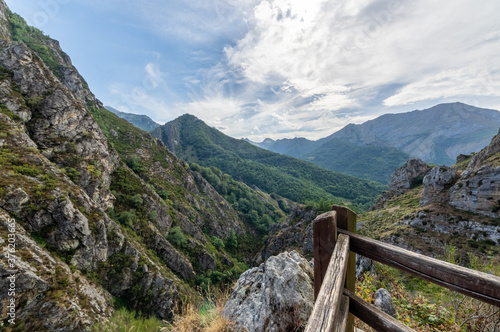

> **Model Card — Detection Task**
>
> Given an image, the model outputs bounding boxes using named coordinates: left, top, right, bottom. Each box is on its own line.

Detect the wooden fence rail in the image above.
left=305, top=205, right=500, bottom=332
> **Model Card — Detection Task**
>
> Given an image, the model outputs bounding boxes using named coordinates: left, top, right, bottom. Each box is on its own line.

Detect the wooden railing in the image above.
left=305, top=205, right=500, bottom=332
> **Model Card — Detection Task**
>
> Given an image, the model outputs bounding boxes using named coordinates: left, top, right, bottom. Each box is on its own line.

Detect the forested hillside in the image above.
left=152, top=114, right=386, bottom=211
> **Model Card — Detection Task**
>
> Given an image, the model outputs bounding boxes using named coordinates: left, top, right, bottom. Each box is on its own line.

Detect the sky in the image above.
left=5, top=0, right=500, bottom=141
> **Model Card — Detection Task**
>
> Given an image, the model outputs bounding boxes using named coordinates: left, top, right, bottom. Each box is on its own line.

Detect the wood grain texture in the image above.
left=339, top=229, right=500, bottom=307
left=335, top=295, right=350, bottom=332
left=313, top=211, right=337, bottom=300
left=332, top=205, right=357, bottom=332
left=306, top=234, right=350, bottom=332
left=345, top=289, right=415, bottom=332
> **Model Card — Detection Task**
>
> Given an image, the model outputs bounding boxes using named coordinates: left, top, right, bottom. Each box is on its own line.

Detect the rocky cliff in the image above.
left=359, top=129, right=500, bottom=261
left=0, top=2, right=250, bottom=330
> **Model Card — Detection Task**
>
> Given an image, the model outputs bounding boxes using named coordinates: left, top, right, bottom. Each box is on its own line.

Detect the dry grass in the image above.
left=164, top=287, right=235, bottom=332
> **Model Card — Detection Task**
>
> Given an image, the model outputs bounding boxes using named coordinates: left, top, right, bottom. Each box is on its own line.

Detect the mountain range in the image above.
left=252, top=103, right=500, bottom=183
left=151, top=114, right=385, bottom=211
left=1, top=0, right=499, bottom=330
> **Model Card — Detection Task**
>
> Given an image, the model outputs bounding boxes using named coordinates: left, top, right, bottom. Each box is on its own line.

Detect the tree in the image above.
left=226, top=229, right=238, bottom=250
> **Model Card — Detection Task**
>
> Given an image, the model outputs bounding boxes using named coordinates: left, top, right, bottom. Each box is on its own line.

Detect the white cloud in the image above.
left=214, top=0, right=500, bottom=139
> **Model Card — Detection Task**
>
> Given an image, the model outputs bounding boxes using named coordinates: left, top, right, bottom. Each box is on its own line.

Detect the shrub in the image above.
left=212, top=236, right=224, bottom=250
left=166, top=226, right=187, bottom=249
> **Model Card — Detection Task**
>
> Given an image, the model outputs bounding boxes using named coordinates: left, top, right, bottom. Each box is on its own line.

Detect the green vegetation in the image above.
left=8, top=13, right=64, bottom=79
left=304, top=138, right=410, bottom=184
left=190, top=163, right=286, bottom=233
left=92, top=307, right=167, bottom=332
left=154, top=114, right=386, bottom=211
left=356, top=246, right=500, bottom=331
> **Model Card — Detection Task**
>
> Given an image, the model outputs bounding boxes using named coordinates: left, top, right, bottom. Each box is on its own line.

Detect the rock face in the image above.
left=449, top=129, right=500, bottom=217
left=0, top=1, right=248, bottom=328
left=389, top=159, right=431, bottom=193
left=0, top=39, right=118, bottom=211
left=224, top=251, right=314, bottom=332
left=420, top=166, right=457, bottom=206
left=255, top=205, right=316, bottom=264
left=0, top=208, right=113, bottom=330
left=372, top=159, right=431, bottom=210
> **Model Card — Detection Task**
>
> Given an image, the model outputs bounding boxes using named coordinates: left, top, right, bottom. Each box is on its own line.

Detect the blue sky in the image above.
left=5, top=0, right=500, bottom=141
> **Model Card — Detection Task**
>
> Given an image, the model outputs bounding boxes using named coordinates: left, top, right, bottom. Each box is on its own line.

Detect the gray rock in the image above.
left=449, top=130, right=500, bottom=217
left=450, top=166, right=500, bottom=217
left=389, top=159, right=431, bottom=192
left=372, top=159, right=431, bottom=209
left=356, top=255, right=375, bottom=277
left=224, top=251, right=314, bottom=332
left=420, top=166, right=457, bottom=206
left=374, top=288, right=396, bottom=317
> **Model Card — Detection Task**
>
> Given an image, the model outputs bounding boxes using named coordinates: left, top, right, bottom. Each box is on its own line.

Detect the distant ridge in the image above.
left=254, top=102, right=500, bottom=183
left=106, top=106, right=160, bottom=132
left=152, top=114, right=386, bottom=210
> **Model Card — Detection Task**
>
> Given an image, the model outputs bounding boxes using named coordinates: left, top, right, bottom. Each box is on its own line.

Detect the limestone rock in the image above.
left=389, top=159, right=431, bottom=192
left=356, top=255, right=375, bottom=277
left=223, top=251, right=314, bottom=332
left=450, top=166, right=500, bottom=217
left=374, top=288, right=396, bottom=317
left=0, top=208, right=113, bottom=331
left=449, top=130, right=500, bottom=217
left=371, top=159, right=431, bottom=210
left=420, top=166, right=457, bottom=206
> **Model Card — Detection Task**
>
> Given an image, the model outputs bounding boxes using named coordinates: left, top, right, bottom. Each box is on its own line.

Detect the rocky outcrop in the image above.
left=389, top=159, right=431, bottom=192
left=255, top=205, right=316, bottom=264
left=0, top=0, right=9, bottom=40
left=449, top=166, right=500, bottom=217
left=0, top=40, right=118, bottom=211
left=372, top=159, right=431, bottom=210
left=223, top=251, right=314, bottom=332
left=0, top=208, right=113, bottom=331
left=450, top=130, right=500, bottom=217
left=420, top=166, right=457, bottom=206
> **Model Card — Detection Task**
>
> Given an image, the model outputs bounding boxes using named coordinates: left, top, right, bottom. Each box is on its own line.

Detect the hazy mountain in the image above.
left=329, top=102, right=500, bottom=165
left=254, top=102, right=500, bottom=183
left=105, top=106, right=160, bottom=132
left=152, top=114, right=386, bottom=210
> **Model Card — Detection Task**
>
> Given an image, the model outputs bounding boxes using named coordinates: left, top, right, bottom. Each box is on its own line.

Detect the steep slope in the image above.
left=152, top=114, right=386, bottom=211
left=0, top=38, right=184, bottom=329
left=358, top=135, right=500, bottom=262
left=0, top=3, right=260, bottom=329
left=105, top=106, right=160, bottom=132
left=330, top=102, right=500, bottom=165
left=303, top=138, right=410, bottom=183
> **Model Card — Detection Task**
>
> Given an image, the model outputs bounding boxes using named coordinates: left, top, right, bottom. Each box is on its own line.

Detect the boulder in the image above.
left=223, top=251, right=314, bottom=332
left=374, top=288, right=396, bottom=317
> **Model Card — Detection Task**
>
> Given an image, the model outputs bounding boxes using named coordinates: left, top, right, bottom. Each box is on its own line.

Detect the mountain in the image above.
left=0, top=3, right=288, bottom=329
left=105, top=106, right=160, bottom=132
left=329, top=102, right=500, bottom=165
left=254, top=102, right=500, bottom=184
left=152, top=114, right=386, bottom=211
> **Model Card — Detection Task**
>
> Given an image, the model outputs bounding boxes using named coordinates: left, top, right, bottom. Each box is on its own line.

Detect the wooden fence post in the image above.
left=313, top=211, right=337, bottom=300
left=332, top=205, right=357, bottom=332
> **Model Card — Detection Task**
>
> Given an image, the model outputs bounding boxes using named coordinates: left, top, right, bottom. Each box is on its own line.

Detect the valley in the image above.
left=0, top=1, right=499, bottom=331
